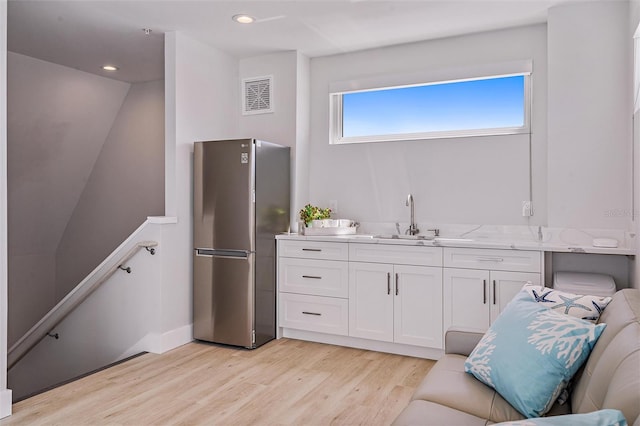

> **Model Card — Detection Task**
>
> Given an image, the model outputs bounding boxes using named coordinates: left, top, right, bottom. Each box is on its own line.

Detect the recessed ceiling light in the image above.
left=102, top=65, right=118, bottom=71
left=232, top=14, right=255, bottom=24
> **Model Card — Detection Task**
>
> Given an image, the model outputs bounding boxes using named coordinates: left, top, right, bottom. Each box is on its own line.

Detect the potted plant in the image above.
left=299, top=204, right=332, bottom=227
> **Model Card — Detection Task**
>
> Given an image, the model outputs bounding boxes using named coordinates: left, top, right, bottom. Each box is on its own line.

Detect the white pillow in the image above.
left=523, top=283, right=611, bottom=323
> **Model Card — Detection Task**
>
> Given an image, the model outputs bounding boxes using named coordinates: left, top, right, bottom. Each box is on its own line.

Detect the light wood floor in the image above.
left=1, top=338, right=434, bottom=425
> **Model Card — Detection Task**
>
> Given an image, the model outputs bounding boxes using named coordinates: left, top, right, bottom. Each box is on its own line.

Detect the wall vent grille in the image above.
left=243, top=76, right=273, bottom=115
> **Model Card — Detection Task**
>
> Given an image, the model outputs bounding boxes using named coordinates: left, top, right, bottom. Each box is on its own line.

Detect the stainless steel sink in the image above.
left=374, top=234, right=435, bottom=241
left=371, top=234, right=474, bottom=243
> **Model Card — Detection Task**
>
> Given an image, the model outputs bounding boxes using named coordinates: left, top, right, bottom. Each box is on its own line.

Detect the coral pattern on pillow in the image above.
left=465, top=290, right=606, bottom=418
left=523, top=283, right=611, bottom=323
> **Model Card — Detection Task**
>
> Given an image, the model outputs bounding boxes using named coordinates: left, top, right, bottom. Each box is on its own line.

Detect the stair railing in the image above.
left=7, top=240, right=158, bottom=370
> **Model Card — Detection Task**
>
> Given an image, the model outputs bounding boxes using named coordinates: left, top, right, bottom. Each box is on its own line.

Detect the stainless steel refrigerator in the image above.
left=193, top=139, right=290, bottom=348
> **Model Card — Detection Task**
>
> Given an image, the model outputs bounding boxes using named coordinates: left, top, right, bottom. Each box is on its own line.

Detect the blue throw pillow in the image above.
left=465, top=290, right=606, bottom=418
left=495, top=409, right=628, bottom=426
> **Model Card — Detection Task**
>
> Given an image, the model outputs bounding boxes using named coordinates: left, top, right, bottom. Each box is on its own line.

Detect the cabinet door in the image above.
left=393, top=265, right=443, bottom=349
left=443, top=268, right=491, bottom=332
left=489, top=271, right=541, bottom=323
left=349, top=262, right=394, bottom=342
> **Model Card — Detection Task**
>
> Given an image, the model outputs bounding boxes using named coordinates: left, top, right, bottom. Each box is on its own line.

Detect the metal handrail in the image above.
left=7, top=240, right=158, bottom=370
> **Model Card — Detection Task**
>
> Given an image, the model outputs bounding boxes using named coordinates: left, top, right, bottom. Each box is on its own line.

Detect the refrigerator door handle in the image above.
left=195, top=248, right=250, bottom=259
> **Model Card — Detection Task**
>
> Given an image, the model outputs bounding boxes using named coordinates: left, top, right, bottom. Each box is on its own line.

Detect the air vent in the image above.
left=242, top=76, right=273, bottom=115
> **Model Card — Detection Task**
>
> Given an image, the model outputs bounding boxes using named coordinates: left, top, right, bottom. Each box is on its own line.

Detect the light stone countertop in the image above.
left=276, top=228, right=636, bottom=256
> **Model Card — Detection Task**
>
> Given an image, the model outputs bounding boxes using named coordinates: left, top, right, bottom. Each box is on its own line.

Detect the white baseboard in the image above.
left=282, top=328, right=444, bottom=360
left=0, top=389, right=12, bottom=419
left=147, top=324, right=193, bottom=354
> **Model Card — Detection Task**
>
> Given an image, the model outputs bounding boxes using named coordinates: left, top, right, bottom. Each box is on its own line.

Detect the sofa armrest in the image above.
left=444, top=327, right=485, bottom=356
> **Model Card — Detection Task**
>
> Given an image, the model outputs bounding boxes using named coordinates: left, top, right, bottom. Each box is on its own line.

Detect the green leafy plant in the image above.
left=299, top=204, right=332, bottom=227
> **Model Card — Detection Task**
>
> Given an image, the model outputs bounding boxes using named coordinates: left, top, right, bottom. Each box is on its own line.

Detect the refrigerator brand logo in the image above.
left=241, top=153, right=249, bottom=164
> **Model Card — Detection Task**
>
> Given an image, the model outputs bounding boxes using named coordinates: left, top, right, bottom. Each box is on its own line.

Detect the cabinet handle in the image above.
left=302, top=311, right=321, bottom=316
left=387, top=273, right=391, bottom=295
left=477, top=257, right=504, bottom=262
left=395, top=273, right=399, bottom=296
left=302, top=275, right=322, bottom=280
left=302, top=248, right=322, bottom=252
left=483, top=280, right=487, bottom=304
left=493, top=280, right=496, bottom=305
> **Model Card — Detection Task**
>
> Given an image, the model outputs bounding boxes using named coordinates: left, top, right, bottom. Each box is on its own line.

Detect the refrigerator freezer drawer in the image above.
left=279, top=293, right=348, bottom=336
left=193, top=253, right=254, bottom=347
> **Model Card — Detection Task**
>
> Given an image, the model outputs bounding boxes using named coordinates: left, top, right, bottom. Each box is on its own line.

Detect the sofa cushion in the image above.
left=523, top=284, right=612, bottom=322
left=445, top=327, right=485, bottom=356
left=412, top=354, right=524, bottom=423
left=572, top=323, right=640, bottom=423
left=465, top=290, right=605, bottom=418
left=571, top=289, right=640, bottom=424
left=392, top=400, right=488, bottom=426
left=494, top=409, right=628, bottom=426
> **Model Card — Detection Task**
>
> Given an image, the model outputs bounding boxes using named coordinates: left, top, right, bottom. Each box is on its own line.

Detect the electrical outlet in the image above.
left=329, top=199, right=338, bottom=214
left=522, top=200, right=533, bottom=217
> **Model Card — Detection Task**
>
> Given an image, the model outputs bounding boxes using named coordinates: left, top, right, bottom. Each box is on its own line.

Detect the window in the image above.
left=330, top=73, right=530, bottom=144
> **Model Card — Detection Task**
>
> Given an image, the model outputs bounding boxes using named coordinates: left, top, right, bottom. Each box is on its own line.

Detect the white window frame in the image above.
left=329, top=63, right=532, bottom=145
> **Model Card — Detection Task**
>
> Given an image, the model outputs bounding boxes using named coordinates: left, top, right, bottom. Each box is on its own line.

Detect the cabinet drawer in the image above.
left=279, top=258, right=348, bottom=298
left=279, top=293, right=348, bottom=336
left=349, top=243, right=442, bottom=266
left=278, top=240, right=348, bottom=261
left=443, top=248, right=541, bottom=273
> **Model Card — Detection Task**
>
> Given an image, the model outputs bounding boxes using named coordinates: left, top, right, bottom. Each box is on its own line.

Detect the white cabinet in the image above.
left=349, top=262, right=394, bottom=341
left=278, top=240, right=348, bottom=261
left=278, top=239, right=544, bottom=355
left=278, top=240, right=349, bottom=336
left=279, top=257, right=348, bottom=298
left=279, top=293, right=348, bottom=336
left=394, top=265, right=443, bottom=348
left=348, top=245, right=443, bottom=349
left=443, top=248, right=542, bottom=332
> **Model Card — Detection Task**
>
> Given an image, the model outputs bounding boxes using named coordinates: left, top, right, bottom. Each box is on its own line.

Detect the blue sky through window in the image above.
left=342, top=75, right=525, bottom=138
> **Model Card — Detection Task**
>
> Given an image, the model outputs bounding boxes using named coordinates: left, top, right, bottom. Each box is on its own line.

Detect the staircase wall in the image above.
left=6, top=52, right=130, bottom=346
left=55, top=79, right=165, bottom=300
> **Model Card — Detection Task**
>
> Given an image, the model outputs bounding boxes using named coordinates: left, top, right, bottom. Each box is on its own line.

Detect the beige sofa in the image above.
left=393, top=288, right=640, bottom=426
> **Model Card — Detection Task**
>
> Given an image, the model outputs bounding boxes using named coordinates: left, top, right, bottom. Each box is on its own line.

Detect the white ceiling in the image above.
left=8, top=0, right=592, bottom=83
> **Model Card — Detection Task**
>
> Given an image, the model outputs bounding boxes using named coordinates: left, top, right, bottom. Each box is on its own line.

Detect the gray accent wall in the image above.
left=7, top=52, right=164, bottom=347
left=55, top=80, right=165, bottom=300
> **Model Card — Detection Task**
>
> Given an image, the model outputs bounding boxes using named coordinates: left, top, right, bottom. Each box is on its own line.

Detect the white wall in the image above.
left=238, top=51, right=310, bottom=228
left=308, top=25, right=547, bottom=228
left=55, top=79, right=165, bottom=301
left=238, top=52, right=297, bottom=147
left=295, top=53, right=311, bottom=228
left=6, top=52, right=130, bottom=346
left=547, top=1, right=632, bottom=230
left=632, top=0, right=640, bottom=290
left=162, top=32, right=239, bottom=335
left=0, top=0, right=10, bottom=417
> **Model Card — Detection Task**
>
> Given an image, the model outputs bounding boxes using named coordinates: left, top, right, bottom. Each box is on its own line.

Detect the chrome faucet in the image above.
left=406, top=194, right=419, bottom=235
